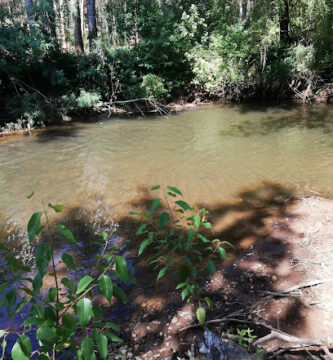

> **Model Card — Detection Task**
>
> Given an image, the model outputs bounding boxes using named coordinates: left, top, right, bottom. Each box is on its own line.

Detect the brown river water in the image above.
left=1, top=103, right=333, bottom=229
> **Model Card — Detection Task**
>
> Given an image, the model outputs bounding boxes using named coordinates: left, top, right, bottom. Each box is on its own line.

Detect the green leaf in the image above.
left=0, top=283, right=7, bottom=295
left=77, top=298, right=93, bottom=328
left=105, top=332, right=122, bottom=342
left=81, top=337, right=93, bottom=360
left=181, top=288, right=189, bottom=300
left=61, top=278, right=75, bottom=293
left=98, top=275, right=113, bottom=303
left=62, top=312, right=75, bottom=332
left=128, top=211, right=138, bottom=216
left=105, top=322, right=120, bottom=331
left=187, top=228, right=195, bottom=241
left=6, top=289, right=16, bottom=312
left=26, top=192, right=35, bottom=199
left=206, top=259, right=216, bottom=275
left=136, top=223, right=147, bottom=235
left=62, top=253, right=76, bottom=270
left=176, top=282, right=186, bottom=289
left=167, top=186, right=182, bottom=196
left=35, top=244, right=51, bottom=277
left=196, top=307, right=206, bottom=326
left=0, top=330, right=5, bottom=338
left=113, top=286, right=126, bottom=303
left=48, top=288, right=57, bottom=302
left=193, top=215, right=201, bottom=228
left=37, top=354, right=50, bottom=360
left=218, top=247, right=226, bottom=261
left=27, top=212, right=43, bottom=243
left=197, top=234, right=210, bottom=243
left=36, top=326, right=56, bottom=347
left=115, top=256, right=129, bottom=282
left=151, top=185, right=160, bottom=190
left=33, top=273, right=42, bottom=294
left=205, top=297, right=213, bottom=310
left=202, top=222, right=213, bottom=230
left=55, top=225, right=77, bottom=243
left=12, top=341, right=27, bottom=360
left=96, top=333, right=108, bottom=359
left=17, top=335, right=32, bottom=357
left=157, top=267, right=167, bottom=280
left=48, top=204, right=63, bottom=213
left=138, top=239, right=152, bottom=255
left=149, top=198, right=161, bottom=215
left=159, top=212, right=169, bottom=227
left=175, top=200, right=191, bottom=210
left=76, top=276, right=93, bottom=295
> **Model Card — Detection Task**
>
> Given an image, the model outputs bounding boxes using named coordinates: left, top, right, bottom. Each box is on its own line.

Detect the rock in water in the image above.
left=197, top=331, right=259, bottom=360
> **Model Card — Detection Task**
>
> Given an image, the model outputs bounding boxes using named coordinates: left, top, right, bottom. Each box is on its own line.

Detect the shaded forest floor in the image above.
left=106, top=187, right=333, bottom=360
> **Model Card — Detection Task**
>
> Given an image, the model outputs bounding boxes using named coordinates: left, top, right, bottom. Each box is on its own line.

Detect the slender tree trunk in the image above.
left=87, top=0, right=97, bottom=50
left=58, top=0, right=67, bottom=49
left=280, top=0, right=290, bottom=45
left=46, top=0, right=57, bottom=40
left=239, top=0, right=243, bottom=20
left=25, top=0, right=33, bottom=19
left=160, top=0, right=167, bottom=17
left=72, top=0, right=84, bottom=53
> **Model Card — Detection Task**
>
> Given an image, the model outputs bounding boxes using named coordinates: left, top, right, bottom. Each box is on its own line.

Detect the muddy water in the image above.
left=0, top=103, right=333, bottom=345
left=1, top=104, right=333, bottom=227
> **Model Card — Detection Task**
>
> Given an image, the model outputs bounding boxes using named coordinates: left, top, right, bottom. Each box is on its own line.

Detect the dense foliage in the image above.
left=0, top=0, right=332, bottom=127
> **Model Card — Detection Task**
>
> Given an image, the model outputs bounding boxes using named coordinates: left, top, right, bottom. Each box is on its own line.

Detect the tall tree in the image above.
left=71, top=0, right=84, bottom=53
left=280, top=0, right=290, bottom=45
left=87, top=0, right=97, bottom=50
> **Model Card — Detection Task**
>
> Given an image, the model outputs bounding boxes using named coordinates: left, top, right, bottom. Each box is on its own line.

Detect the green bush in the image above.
left=130, top=185, right=234, bottom=324
left=0, top=196, right=134, bottom=359
left=141, top=74, right=168, bottom=101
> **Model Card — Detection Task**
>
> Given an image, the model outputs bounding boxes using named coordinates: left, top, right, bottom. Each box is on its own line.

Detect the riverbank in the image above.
left=109, top=193, right=333, bottom=359
left=1, top=90, right=333, bottom=138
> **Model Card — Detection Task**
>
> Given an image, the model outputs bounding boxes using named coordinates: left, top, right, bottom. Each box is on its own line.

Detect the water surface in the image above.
left=1, top=103, right=333, bottom=228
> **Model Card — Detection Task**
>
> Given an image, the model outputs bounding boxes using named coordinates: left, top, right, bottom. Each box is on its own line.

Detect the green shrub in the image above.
left=130, top=185, right=234, bottom=325
left=0, top=196, right=134, bottom=359
left=141, top=74, right=168, bottom=101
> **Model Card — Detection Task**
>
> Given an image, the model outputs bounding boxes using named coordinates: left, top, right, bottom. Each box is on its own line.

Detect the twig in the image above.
left=259, top=278, right=333, bottom=298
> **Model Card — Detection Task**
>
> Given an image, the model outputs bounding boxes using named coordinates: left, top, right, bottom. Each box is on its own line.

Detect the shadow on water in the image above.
left=34, top=125, right=80, bottom=143
left=0, top=182, right=312, bottom=358
left=220, top=104, right=333, bottom=137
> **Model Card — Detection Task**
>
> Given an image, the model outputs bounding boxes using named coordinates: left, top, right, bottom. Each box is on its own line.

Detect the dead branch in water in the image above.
left=107, top=98, right=170, bottom=116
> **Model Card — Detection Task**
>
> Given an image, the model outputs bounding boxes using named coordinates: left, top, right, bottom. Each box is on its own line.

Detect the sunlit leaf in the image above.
left=138, top=239, right=152, bottom=255
left=96, top=333, right=108, bottom=359
left=76, top=276, right=93, bottom=295
left=218, top=247, right=226, bottom=261
left=151, top=185, right=160, bottom=190
left=77, top=298, right=93, bottom=328
left=55, top=225, right=77, bottom=243
left=157, top=267, right=167, bottom=280
left=48, top=204, right=63, bottom=213
left=98, top=275, right=113, bottom=303
left=36, top=326, right=56, bottom=347
left=196, top=307, right=206, bottom=326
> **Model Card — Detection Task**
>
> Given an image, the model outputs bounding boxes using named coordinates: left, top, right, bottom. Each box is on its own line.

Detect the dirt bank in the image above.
left=110, top=193, right=333, bottom=360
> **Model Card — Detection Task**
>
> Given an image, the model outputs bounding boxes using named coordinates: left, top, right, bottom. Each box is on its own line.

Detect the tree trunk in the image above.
left=72, top=0, right=84, bottom=53
left=160, top=0, right=167, bottom=17
left=280, top=0, right=290, bottom=45
left=25, top=0, right=34, bottom=19
left=58, top=0, right=67, bottom=49
left=46, top=0, right=57, bottom=40
left=87, top=0, right=97, bottom=50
